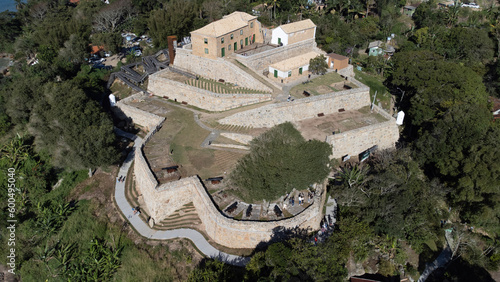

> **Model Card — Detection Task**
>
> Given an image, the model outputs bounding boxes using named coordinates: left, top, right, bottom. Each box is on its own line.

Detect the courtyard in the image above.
left=294, top=106, right=389, bottom=141
left=289, top=71, right=357, bottom=99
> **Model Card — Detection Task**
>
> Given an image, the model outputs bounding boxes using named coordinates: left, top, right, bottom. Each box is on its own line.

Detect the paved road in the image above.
left=113, top=128, right=251, bottom=267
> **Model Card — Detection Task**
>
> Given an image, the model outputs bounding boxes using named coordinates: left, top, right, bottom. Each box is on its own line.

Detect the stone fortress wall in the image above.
left=326, top=105, right=399, bottom=159
left=148, top=70, right=272, bottom=112
left=174, top=48, right=272, bottom=92
left=235, top=38, right=325, bottom=71
left=218, top=79, right=399, bottom=159
left=122, top=97, right=324, bottom=249
left=113, top=94, right=165, bottom=131
left=218, top=79, right=371, bottom=128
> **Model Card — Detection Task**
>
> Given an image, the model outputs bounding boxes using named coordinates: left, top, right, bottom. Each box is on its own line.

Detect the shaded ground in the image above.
left=294, top=106, right=389, bottom=141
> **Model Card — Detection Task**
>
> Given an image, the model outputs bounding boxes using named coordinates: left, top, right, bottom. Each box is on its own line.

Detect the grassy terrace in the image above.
left=138, top=101, right=246, bottom=180
left=289, top=71, right=355, bottom=98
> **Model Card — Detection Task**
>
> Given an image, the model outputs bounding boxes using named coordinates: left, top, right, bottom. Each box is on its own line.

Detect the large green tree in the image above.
left=231, top=122, right=332, bottom=202
left=29, top=81, right=117, bottom=169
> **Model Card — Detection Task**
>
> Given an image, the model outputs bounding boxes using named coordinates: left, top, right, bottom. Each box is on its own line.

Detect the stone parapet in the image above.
left=220, top=133, right=254, bottom=145
left=210, top=143, right=250, bottom=150
left=148, top=70, right=272, bottom=112
left=124, top=99, right=324, bottom=249
left=113, top=93, right=165, bottom=131
left=219, top=84, right=370, bottom=128
left=325, top=109, right=399, bottom=159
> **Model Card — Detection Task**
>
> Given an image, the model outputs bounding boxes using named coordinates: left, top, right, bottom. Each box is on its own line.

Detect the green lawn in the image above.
left=289, top=71, right=346, bottom=98
left=145, top=104, right=245, bottom=179
left=354, top=69, right=392, bottom=111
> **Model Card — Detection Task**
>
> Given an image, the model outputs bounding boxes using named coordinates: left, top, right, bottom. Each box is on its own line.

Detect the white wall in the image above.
left=268, top=66, right=288, bottom=78
left=271, top=27, right=289, bottom=46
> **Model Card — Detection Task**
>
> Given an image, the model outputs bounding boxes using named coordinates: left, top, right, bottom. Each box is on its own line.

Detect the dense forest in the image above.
left=1, top=0, right=500, bottom=280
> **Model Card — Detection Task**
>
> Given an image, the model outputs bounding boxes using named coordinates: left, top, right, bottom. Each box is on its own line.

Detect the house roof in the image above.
left=404, top=5, right=416, bottom=9
left=270, top=51, right=321, bottom=71
left=191, top=11, right=256, bottom=38
left=327, top=53, right=348, bottom=61
left=278, top=19, right=316, bottom=34
left=90, top=45, right=104, bottom=54
left=368, top=40, right=383, bottom=49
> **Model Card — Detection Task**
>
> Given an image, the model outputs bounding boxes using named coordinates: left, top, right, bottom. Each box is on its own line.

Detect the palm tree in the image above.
left=445, top=5, right=460, bottom=27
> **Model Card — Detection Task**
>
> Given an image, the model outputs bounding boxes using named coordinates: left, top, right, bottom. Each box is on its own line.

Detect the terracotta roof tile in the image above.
left=279, top=19, right=316, bottom=34
left=270, top=51, right=321, bottom=71
left=191, top=11, right=256, bottom=37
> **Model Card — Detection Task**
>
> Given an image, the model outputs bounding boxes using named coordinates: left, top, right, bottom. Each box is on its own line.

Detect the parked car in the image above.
left=134, top=50, right=142, bottom=56
left=462, top=2, right=479, bottom=8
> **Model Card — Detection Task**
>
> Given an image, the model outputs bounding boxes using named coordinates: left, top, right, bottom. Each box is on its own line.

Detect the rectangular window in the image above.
left=204, top=48, right=208, bottom=54
left=221, top=37, right=224, bottom=44
left=231, top=34, right=233, bottom=40
left=228, top=44, right=231, bottom=51
left=288, top=71, right=292, bottom=77
left=250, top=22, right=253, bottom=28
left=204, top=38, right=208, bottom=44
left=240, top=29, right=243, bottom=35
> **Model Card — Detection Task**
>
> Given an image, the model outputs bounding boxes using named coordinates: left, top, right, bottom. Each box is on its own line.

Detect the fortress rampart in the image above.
left=125, top=98, right=324, bottom=249
left=113, top=94, right=165, bottom=131
left=326, top=105, right=399, bottom=159
left=174, top=48, right=272, bottom=92
left=218, top=79, right=371, bottom=128
left=148, top=70, right=272, bottom=111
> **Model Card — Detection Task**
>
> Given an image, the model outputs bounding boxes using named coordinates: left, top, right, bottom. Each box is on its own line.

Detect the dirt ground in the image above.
left=103, top=54, right=126, bottom=67
left=294, top=106, right=388, bottom=141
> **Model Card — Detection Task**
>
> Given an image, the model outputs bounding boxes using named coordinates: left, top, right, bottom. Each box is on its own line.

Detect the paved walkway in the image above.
left=113, top=128, right=251, bottom=266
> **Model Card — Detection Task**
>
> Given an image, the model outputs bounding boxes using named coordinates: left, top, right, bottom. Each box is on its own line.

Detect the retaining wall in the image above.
left=326, top=105, right=399, bottom=159
left=173, top=48, right=272, bottom=92
left=113, top=94, right=165, bottom=131
left=220, top=133, right=254, bottom=145
left=219, top=80, right=370, bottom=128
left=148, top=70, right=272, bottom=112
left=130, top=106, right=324, bottom=249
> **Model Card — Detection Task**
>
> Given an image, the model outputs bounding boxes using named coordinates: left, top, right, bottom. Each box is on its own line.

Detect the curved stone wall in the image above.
left=128, top=100, right=324, bottom=249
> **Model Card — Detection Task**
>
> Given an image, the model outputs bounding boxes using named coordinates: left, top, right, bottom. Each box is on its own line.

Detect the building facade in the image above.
left=326, top=53, right=349, bottom=71
left=190, top=11, right=263, bottom=59
left=271, top=19, right=316, bottom=46
left=268, top=51, right=320, bottom=83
